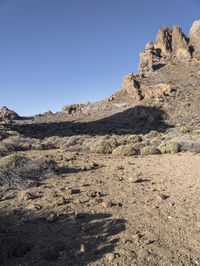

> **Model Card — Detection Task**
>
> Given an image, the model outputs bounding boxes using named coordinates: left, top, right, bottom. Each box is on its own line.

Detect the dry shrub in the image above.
left=179, top=126, right=191, bottom=134
left=89, top=136, right=118, bottom=154
left=140, top=146, right=160, bottom=156
left=145, top=130, right=162, bottom=139
left=159, top=141, right=179, bottom=154
left=0, top=155, right=57, bottom=190
left=178, top=140, right=200, bottom=153
left=112, top=144, right=139, bottom=156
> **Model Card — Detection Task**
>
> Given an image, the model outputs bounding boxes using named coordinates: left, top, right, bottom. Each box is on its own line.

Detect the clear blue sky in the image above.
left=0, top=0, right=199, bottom=115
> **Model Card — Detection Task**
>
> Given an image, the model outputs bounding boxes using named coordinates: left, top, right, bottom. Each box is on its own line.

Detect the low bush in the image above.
left=179, top=126, right=191, bottom=134
left=0, top=155, right=57, bottom=190
left=112, top=144, right=139, bottom=156
left=159, top=141, right=179, bottom=154
left=89, top=137, right=118, bottom=154
left=140, top=146, right=160, bottom=155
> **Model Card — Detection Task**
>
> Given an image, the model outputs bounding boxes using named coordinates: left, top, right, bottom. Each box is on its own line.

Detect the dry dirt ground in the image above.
left=1, top=149, right=200, bottom=266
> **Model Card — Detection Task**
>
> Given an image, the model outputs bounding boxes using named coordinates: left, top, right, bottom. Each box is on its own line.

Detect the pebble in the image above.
left=80, top=244, right=86, bottom=253
left=105, top=253, right=116, bottom=262
left=46, top=212, right=57, bottom=223
left=18, top=191, right=37, bottom=202
left=158, top=194, right=170, bottom=200
left=102, top=200, right=113, bottom=208
left=75, top=212, right=86, bottom=219
left=26, top=203, right=42, bottom=210
left=71, top=188, right=81, bottom=194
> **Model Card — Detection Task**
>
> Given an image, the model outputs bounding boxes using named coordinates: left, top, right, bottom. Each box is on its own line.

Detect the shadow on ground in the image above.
left=9, top=106, right=171, bottom=139
left=0, top=209, right=126, bottom=265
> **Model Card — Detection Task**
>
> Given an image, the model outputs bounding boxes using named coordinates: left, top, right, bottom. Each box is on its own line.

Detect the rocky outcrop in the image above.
left=62, top=104, right=85, bottom=115
left=189, top=20, right=200, bottom=59
left=139, top=42, right=162, bottom=76
left=0, top=106, right=19, bottom=122
left=171, top=25, right=191, bottom=60
left=139, top=22, right=197, bottom=75
left=154, top=26, right=172, bottom=56
left=121, top=74, right=172, bottom=102
left=121, top=73, right=143, bottom=101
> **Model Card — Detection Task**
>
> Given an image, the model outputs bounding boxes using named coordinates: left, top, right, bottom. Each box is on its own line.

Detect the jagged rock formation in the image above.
left=138, top=21, right=200, bottom=76
left=0, top=106, right=19, bottom=122
left=121, top=74, right=143, bottom=101
left=189, top=20, right=200, bottom=59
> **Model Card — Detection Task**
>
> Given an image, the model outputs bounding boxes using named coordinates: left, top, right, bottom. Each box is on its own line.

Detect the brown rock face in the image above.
left=189, top=20, right=200, bottom=59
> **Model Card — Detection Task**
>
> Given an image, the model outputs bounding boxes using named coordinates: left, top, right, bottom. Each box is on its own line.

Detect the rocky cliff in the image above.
left=138, top=20, right=200, bottom=76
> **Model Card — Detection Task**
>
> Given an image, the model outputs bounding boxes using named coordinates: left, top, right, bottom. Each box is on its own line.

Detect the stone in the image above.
left=102, top=199, right=113, bottom=208
left=18, top=191, right=37, bottom=202
left=70, top=188, right=81, bottom=194
left=46, top=212, right=58, bottom=223
left=26, top=203, right=42, bottom=210
left=158, top=194, right=170, bottom=200
left=105, top=253, right=116, bottom=262
left=80, top=244, right=86, bottom=253
left=74, top=212, right=86, bottom=219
